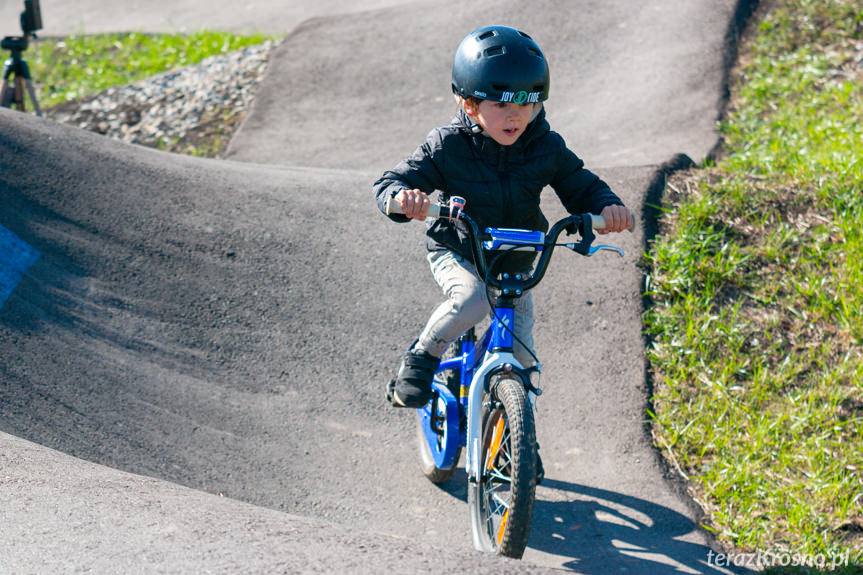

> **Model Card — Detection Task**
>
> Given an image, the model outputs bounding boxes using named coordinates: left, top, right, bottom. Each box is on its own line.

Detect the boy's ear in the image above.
left=462, top=98, right=478, bottom=118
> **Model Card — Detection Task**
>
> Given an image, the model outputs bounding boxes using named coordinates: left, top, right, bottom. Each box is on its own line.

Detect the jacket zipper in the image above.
left=498, top=146, right=512, bottom=224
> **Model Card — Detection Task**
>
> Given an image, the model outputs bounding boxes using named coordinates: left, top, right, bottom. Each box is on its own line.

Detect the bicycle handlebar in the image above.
left=384, top=197, right=632, bottom=232
left=385, top=197, right=631, bottom=293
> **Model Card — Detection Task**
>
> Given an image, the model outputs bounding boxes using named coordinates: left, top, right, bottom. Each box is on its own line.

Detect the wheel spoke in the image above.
left=483, top=491, right=497, bottom=536
left=498, top=438, right=512, bottom=471
left=488, top=431, right=512, bottom=480
left=491, top=491, right=510, bottom=514
left=489, top=468, right=511, bottom=483
left=484, top=493, right=507, bottom=534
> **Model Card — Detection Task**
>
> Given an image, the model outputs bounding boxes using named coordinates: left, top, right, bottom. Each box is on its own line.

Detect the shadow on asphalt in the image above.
left=435, top=467, right=469, bottom=503
left=427, top=464, right=743, bottom=573
left=531, top=479, right=740, bottom=574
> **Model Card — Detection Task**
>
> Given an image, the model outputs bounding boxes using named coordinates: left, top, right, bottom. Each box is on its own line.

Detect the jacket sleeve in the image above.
left=550, top=134, right=624, bottom=215
left=373, top=128, right=447, bottom=222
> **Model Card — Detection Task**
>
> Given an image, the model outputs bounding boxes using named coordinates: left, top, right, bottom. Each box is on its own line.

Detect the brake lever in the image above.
left=562, top=243, right=625, bottom=257
left=588, top=245, right=625, bottom=257
left=561, top=214, right=626, bottom=257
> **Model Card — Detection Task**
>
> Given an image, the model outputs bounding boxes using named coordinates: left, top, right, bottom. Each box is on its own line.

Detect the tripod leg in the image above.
left=13, top=76, right=26, bottom=112
left=1, top=56, right=12, bottom=108
left=0, top=78, right=13, bottom=108
left=24, top=77, right=41, bottom=117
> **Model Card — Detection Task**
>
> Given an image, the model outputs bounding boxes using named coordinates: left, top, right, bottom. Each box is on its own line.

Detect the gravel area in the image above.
left=46, top=40, right=279, bottom=156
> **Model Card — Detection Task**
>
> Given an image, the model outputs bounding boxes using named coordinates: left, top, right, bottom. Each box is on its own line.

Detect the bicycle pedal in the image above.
left=385, top=378, right=397, bottom=405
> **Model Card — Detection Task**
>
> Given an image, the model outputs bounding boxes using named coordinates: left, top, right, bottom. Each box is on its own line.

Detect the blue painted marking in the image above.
left=0, top=224, right=40, bottom=309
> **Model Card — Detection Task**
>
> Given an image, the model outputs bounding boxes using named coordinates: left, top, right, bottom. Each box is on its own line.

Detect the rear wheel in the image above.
left=468, top=375, right=536, bottom=558
left=416, top=415, right=461, bottom=483
left=416, top=341, right=463, bottom=483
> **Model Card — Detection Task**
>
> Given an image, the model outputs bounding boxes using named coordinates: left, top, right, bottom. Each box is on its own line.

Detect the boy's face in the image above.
left=465, top=100, right=535, bottom=147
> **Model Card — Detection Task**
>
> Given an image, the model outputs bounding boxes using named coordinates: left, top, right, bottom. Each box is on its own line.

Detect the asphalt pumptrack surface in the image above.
left=0, top=1, right=757, bottom=573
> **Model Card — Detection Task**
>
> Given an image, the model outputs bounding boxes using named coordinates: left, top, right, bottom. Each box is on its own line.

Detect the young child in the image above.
left=375, top=25, right=632, bottom=409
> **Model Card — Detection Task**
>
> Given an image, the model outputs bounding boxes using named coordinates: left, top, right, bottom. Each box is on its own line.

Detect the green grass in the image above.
left=27, top=30, right=273, bottom=108
left=644, top=0, right=862, bottom=570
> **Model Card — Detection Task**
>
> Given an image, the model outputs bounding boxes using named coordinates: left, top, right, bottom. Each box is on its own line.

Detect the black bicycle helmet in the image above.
left=452, top=25, right=550, bottom=104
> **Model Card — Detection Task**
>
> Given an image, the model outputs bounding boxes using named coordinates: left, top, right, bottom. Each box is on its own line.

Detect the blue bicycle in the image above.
left=386, top=197, right=628, bottom=558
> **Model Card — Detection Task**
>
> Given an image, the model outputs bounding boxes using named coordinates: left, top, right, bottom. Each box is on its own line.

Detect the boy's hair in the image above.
left=453, top=95, right=482, bottom=106
left=460, top=96, right=482, bottom=109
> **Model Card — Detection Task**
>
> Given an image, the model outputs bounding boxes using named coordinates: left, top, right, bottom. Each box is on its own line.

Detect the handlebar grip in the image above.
left=587, top=213, right=636, bottom=232
left=385, top=197, right=441, bottom=219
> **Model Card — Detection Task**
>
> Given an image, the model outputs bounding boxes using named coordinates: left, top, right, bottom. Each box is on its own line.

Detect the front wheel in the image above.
left=468, top=375, right=536, bottom=558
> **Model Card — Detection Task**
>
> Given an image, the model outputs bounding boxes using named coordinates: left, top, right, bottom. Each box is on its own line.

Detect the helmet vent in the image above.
left=477, top=30, right=497, bottom=40
left=484, top=46, right=505, bottom=57
left=519, top=31, right=533, bottom=40
left=527, top=47, right=543, bottom=58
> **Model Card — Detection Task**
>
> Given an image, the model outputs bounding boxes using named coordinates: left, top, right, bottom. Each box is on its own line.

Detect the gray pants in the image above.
left=415, top=250, right=536, bottom=367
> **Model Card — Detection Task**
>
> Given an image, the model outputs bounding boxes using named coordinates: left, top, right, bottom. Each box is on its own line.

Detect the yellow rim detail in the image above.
left=497, top=509, right=510, bottom=545
left=486, top=415, right=505, bottom=471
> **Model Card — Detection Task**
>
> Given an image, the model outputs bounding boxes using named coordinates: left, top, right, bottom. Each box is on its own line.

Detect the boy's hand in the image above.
left=598, top=205, right=633, bottom=234
left=395, top=189, right=431, bottom=221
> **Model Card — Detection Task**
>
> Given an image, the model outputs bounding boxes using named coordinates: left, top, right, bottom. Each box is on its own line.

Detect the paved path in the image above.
left=0, top=1, right=754, bottom=572
left=0, top=0, right=415, bottom=36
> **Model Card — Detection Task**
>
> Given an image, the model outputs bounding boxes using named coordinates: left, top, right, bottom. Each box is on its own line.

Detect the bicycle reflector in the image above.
left=448, top=195, right=466, bottom=222
left=483, top=228, right=545, bottom=251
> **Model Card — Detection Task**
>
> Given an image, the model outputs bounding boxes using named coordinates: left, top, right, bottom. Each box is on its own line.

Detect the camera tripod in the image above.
left=1, top=35, right=42, bottom=116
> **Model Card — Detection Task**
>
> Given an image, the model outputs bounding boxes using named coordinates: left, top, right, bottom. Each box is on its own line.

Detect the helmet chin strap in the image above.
left=455, top=95, right=485, bottom=134
left=530, top=102, right=544, bottom=122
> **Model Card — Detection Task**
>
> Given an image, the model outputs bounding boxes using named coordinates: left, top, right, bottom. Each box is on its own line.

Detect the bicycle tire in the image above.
left=416, top=341, right=463, bottom=483
left=468, top=374, right=536, bottom=558
left=416, top=417, right=462, bottom=483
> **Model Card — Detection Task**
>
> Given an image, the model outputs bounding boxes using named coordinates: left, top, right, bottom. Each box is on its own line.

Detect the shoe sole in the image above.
left=386, top=379, right=431, bottom=409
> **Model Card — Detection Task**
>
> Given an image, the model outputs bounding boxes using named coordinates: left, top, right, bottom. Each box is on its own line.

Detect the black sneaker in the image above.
left=387, top=348, right=439, bottom=408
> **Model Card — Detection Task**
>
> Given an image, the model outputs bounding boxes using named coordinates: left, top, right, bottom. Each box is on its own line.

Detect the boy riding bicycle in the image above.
left=374, top=25, right=632, bottom=410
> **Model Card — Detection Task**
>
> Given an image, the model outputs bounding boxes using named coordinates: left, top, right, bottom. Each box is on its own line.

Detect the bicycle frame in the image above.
left=399, top=199, right=628, bottom=461
left=419, top=234, right=544, bottom=484
left=416, top=211, right=612, bottom=471
left=411, top=208, right=629, bottom=472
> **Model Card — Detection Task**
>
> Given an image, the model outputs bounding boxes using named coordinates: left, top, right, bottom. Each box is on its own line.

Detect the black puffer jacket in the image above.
left=374, top=108, right=624, bottom=273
